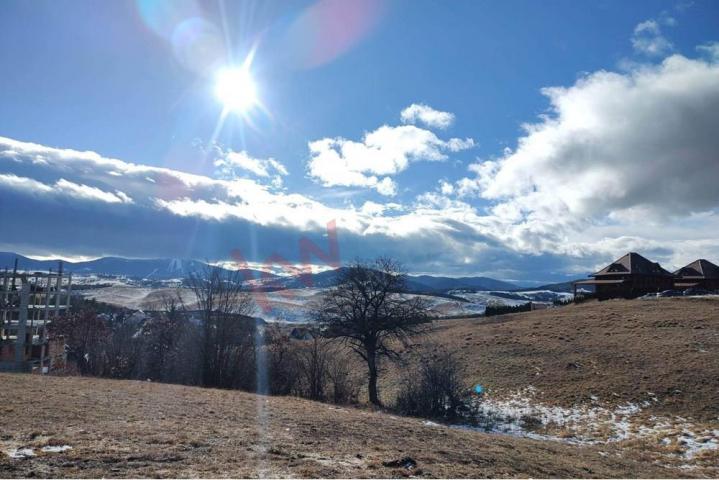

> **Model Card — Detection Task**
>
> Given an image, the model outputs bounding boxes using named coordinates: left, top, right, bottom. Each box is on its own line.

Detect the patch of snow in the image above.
left=464, top=386, right=719, bottom=463
left=7, top=448, right=35, bottom=459
left=41, top=445, right=73, bottom=453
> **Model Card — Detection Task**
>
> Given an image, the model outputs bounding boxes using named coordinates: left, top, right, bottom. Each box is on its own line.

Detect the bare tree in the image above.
left=296, top=333, right=331, bottom=401
left=187, top=265, right=257, bottom=389
left=264, top=324, right=299, bottom=395
left=50, top=308, right=109, bottom=376
left=325, top=346, right=361, bottom=404
left=311, top=258, right=430, bottom=406
left=139, top=291, right=188, bottom=381
left=102, top=312, right=143, bottom=379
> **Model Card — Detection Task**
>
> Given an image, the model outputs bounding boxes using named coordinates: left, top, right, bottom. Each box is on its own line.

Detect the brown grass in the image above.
left=0, top=374, right=687, bottom=478
left=385, top=297, right=719, bottom=420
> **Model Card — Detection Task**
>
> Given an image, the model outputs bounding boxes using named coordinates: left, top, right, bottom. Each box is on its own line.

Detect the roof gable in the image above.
left=675, top=259, right=719, bottom=279
left=594, top=252, right=672, bottom=277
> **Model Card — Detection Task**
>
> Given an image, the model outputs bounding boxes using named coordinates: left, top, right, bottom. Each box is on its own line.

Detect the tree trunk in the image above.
left=367, top=349, right=380, bottom=406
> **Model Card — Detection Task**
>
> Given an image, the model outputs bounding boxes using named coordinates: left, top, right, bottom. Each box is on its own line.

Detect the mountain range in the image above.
left=0, top=252, right=581, bottom=292
left=0, top=252, right=270, bottom=281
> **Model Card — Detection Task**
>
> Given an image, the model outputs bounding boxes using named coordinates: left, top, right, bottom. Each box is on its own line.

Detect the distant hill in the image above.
left=0, top=252, right=519, bottom=291
left=514, top=278, right=594, bottom=293
left=264, top=268, right=516, bottom=293
left=0, top=252, right=273, bottom=281
left=264, top=267, right=348, bottom=290
left=408, top=274, right=517, bottom=292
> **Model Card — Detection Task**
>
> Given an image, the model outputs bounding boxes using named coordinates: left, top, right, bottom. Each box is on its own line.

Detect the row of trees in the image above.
left=53, top=258, right=433, bottom=407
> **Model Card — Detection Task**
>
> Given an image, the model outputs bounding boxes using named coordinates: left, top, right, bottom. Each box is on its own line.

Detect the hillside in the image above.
left=405, top=297, right=719, bottom=419
left=0, top=374, right=680, bottom=478
left=380, top=297, right=719, bottom=475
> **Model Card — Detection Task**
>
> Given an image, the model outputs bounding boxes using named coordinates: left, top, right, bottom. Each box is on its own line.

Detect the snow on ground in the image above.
left=40, top=445, right=73, bottom=453
left=450, top=289, right=572, bottom=306
left=78, top=286, right=197, bottom=310
left=3, top=444, right=73, bottom=459
left=465, top=386, right=719, bottom=464
left=76, top=275, right=574, bottom=322
left=80, top=285, right=518, bottom=321
left=6, top=448, right=35, bottom=459
left=252, top=288, right=574, bottom=322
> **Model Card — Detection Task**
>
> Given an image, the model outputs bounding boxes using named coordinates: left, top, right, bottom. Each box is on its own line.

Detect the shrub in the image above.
left=484, top=302, right=531, bottom=316
left=394, top=349, right=476, bottom=422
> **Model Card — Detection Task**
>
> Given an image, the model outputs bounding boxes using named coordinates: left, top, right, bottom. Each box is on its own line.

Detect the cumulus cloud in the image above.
left=448, top=52, right=719, bottom=258
left=400, top=103, right=455, bottom=129
left=631, top=18, right=674, bottom=56
left=307, top=121, right=474, bottom=195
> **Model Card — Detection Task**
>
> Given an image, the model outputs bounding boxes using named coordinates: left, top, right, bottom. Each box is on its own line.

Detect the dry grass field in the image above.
left=1, top=296, right=717, bottom=478
left=382, top=296, right=719, bottom=476
left=396, top=297, right=719, bottom=419
left=0, top=374, right=685, bottom=478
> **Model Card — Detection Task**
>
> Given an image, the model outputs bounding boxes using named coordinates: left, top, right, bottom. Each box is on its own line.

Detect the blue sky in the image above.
left=1, top=0, right=718, bottom=283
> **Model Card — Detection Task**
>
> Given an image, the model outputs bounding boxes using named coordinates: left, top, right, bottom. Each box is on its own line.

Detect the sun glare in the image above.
left=214, top=67, right=258, bottom=113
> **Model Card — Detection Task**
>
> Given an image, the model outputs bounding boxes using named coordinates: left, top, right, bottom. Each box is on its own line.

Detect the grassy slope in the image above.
left=389, top=297, right=719, bottom=420
left=0, top=374, right=681, bottom=478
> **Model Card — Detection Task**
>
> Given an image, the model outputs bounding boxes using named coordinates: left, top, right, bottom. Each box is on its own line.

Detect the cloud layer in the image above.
left=1, top=50, right=719, bottom=280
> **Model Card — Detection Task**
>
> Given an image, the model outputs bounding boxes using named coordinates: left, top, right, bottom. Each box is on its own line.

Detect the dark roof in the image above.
left=674, top=259, right=719, bottom=279
left=593, top=252, right=673, bottom=277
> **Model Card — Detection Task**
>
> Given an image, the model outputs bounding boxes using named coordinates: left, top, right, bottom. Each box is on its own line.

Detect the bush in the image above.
left=53, top=298, right=363, bottom=405
left=484, top=302, right=531, bottom=316
left=394, top=349, right=476, bottom=422
left=292, top=334, right=361, bottom=404
left=326, top=351, right=361, bottom=404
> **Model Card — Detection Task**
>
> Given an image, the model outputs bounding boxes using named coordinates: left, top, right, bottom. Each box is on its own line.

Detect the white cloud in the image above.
left=697, top=42, right=719, bottom=62
left=0, top=173, right=53, bottom=195
left=214, top=149, right=288, bottom=188
left=307, top=122, right=474, bottom=196
left=56, top=178, right=134, bottom=204
left=448, top=52, right=719, bottom=256
left=0, top=173, right=132, bottom=204
left=215, top=151, right=287, bottom=178
left=400, top=103, right=455, bottom=129
left=439, top=180, right=454, bottom=196
left=1, top=51, right=719, bottom=279
left=631, top=18, right=673, bottom=56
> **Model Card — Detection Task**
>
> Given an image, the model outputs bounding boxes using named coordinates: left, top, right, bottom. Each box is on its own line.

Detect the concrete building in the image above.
left=0, top=262, right=72, bottom=372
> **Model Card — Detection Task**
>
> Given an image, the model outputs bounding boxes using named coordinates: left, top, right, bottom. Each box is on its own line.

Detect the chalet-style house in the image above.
left=674, top=259, right=719, bottom=291
left=574, top=252, right=674, bottom=300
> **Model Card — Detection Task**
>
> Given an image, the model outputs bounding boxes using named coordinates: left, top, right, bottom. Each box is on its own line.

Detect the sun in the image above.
left=214, top=66, right=258, bottom=113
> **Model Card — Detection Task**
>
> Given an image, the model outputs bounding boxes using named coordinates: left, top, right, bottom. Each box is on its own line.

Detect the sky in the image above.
left=0, top=0, right=718, bottom=283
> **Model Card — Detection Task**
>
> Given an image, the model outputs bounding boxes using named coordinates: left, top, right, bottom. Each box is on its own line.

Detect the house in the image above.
left=574, top=252, right=674, bottom=300
left=674, top=259, right=719, bottom=291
